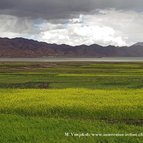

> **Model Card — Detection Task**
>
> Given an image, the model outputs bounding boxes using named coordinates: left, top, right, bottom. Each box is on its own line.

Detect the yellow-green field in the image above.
left=0, top=62, right=143, bottom=143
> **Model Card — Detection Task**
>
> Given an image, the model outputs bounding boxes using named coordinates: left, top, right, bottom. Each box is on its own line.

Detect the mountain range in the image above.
left=0, top=37, right=143, bottom=57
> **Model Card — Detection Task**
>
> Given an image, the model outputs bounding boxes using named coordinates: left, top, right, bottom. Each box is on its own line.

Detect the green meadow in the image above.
left=0, top=62, right=143, bottom=143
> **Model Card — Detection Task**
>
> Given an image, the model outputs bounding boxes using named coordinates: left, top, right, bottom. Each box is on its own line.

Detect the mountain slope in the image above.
left=132, top=42, right=143, bottom=46
left=0, top=37, right=143, bottom=57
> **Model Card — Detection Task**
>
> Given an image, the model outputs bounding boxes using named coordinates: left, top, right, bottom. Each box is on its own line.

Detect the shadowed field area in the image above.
left=0, top=62, right=143, bottom=143
left=1, top=62, right=143, bottom=89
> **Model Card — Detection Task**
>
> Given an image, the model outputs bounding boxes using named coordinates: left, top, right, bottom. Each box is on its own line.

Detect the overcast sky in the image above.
left=0, top=0, right=143, bottom=46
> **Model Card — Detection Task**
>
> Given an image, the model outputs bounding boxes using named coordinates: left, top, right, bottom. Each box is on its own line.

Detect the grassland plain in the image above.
left=0, top=62, right=143, bottom=143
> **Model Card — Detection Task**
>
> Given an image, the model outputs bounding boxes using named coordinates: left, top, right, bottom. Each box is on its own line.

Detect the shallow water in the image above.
left=0, top=57, right=143, bottom=62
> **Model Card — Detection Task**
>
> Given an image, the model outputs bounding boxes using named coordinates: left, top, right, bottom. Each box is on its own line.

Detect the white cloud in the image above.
left=41, top=23, right=127, bottom=46
left=39, top=10, right=129, bottom=46
left=0, top=9, right=143, bottom=46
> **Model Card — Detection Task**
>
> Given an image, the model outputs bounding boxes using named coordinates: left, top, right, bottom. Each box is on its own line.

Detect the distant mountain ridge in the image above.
left=0, top=37, right=143, bottom=57
left=133, top=42, right=143, bottom=46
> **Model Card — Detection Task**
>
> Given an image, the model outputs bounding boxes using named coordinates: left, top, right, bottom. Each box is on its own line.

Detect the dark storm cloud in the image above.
left=0, top=0, right=143, bottom=20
